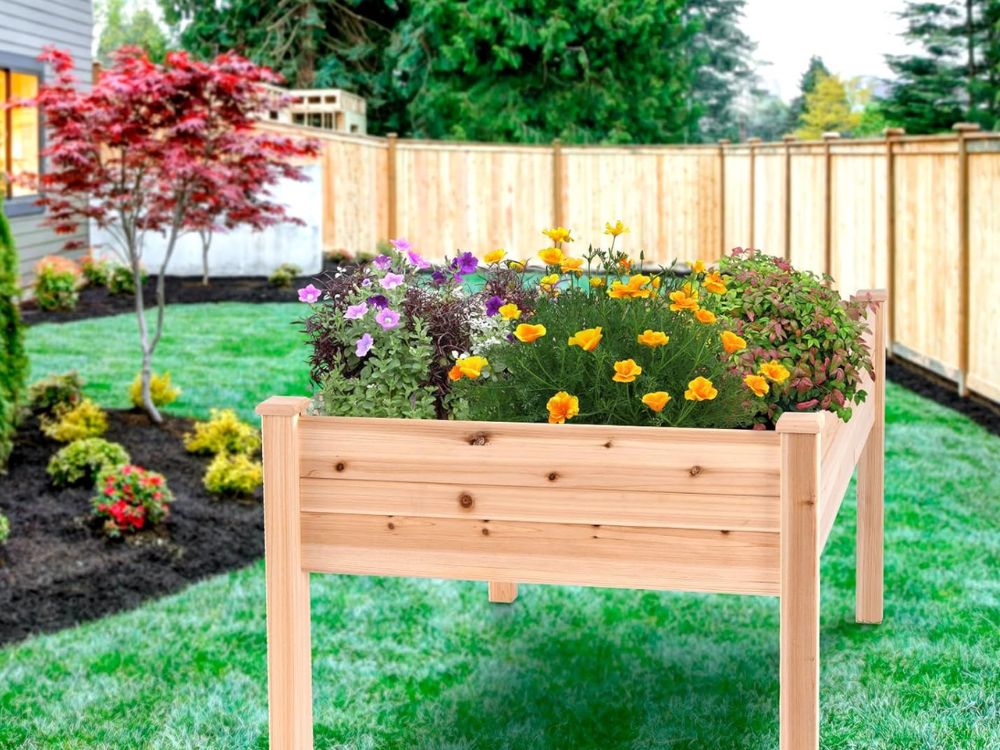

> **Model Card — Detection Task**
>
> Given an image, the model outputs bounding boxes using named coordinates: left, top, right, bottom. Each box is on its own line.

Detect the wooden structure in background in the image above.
left=256, top=293, right=887, bottom=750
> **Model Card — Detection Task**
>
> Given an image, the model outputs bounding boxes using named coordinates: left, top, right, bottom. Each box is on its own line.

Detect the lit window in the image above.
left=1, top=69, right=41, bottom=199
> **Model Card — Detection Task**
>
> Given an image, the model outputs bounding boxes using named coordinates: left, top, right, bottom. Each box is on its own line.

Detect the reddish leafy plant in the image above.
left=92, top=464, right=174, bottom=538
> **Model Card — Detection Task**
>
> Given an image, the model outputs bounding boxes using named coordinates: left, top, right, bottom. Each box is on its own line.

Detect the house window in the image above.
left=1, top=68, right=41, bottom=199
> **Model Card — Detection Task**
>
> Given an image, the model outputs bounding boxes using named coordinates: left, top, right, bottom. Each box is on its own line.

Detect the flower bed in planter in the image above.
left=257, top=286, right=886, bottom=749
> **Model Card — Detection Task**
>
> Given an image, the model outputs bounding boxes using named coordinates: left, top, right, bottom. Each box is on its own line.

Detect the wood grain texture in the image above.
left=488, top=581, right=518, bottom=603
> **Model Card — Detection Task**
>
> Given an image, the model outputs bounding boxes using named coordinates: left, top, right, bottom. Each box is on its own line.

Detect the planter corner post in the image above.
left=257, top=396, right=314, bottom=750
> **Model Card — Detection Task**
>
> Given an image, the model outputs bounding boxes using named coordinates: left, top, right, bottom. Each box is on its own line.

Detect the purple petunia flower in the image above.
left=361, top=278, right=372, bottom=287
left=485, top=295, right=504, bottom=317
left=380, top=272, right=405, bottom=289
left=431, top=270, right=447, bottom=286
left=406, top=249, right=431, bottom=270
left=451, top=251, right=479, bottom=276
left=390, top=237, right=413, bottom=253
left=373, top=254, right=392, bottom=270
left=375, top=307, right=401, bottom=330
left=345, top=302, right=368, bottom=320
left=367, top=294, right=389, bottom=309
left=297, top=284, right=321, bottom=303
left=355, top=333, right=374, bottom=357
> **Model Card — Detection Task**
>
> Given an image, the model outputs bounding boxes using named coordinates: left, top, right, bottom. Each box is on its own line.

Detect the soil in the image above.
left=886, top=358, right=1000, bottom=437
left=0, top=410, right=264, bottom=646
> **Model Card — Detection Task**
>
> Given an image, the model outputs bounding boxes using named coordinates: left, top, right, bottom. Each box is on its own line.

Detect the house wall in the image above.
left=0, top=0, right=93, bottom=285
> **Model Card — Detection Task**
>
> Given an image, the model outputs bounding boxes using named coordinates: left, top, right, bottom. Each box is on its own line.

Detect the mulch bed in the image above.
left=0, top=410, right=264, bottom=646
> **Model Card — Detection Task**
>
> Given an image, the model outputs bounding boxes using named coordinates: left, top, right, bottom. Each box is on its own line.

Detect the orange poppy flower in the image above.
left=721, top=331, right=747, bottom=354
left=758, top=360, right=791, bottom=383
left=538, top=247, right=564, bottom=266
left=514, top=323, right=547, bottom=343
left=498, top=303, right=522, bottom=320
left=508, top=260, right=526, bottom=272
left=560, top=257, right=584, bottom=273
left=669, top=283, right=700, bottom=312
left=637, top=329, right=669, bottom=348
left=690, top=259, right=706, bottom=274
left=539, top=273, right=560, bottom=293
left=607, top=274, right=652, bottom=300
left=703, top=271, right=727, bottom=295
left=641, top=391, right=671, bottom=412
left=684, top=376, right=718, bottom=401
left=568, top=326, right=603, bottom=352
left=612, top=359, right=643, bottom=383
left=744, top=374, right=770, bottom=397
left=694, top=309, right=717, bottom=324
left=447, top=355, right=489, bottom=381
left=546, top=391, right=579, bottom=424
left=589, top=276, right=606, bottom=288
left=617, top=257, right=633, bottom=272
left=604, top=220, right=628, bottom=237
left=483, top=249, right=506, bottom=264
left=543, top=227, right=573, bottom=244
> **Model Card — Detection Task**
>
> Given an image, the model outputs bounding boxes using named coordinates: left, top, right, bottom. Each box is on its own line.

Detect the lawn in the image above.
left=4, top=302, right=999, bottom=749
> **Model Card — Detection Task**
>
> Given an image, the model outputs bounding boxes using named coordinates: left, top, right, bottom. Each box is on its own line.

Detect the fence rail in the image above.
left=261, top=122, right=1000, bottom=405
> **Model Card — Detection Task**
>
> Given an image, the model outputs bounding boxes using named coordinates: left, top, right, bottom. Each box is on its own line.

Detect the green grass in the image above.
left=5, top=303, right=999, bottom=749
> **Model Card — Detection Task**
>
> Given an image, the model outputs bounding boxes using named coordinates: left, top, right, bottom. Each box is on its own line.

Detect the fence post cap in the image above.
left=952, top=122, right=980, bottom=132
left=822, top=131, right=841, bottom=140
left=782, top=134, right=797, bottom=143
left=718, top=138, right=731, bottom=145
left=747, top=136, right=763, bottom=144
left=851, top=288, right=889, bottom=303
left=883, top=127, right=905, bottom=137
left=256, top=396, right=311, bottom=417
left=775, top=412, right=827, bottom=434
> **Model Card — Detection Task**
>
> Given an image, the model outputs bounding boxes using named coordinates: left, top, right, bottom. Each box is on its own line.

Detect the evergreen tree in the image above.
left=0, top=198, right=28, bottom=470
left=98, top=0, right=170, bottom=64
left=789, top=56, right=831, bottom=125
left=795, top=72, right=869, bottom=139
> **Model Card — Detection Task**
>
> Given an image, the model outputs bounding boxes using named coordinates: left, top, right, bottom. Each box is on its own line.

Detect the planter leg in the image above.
left=855, top=291, right=887, bottom=625
left=258, top=398, right=314, bottom=750
left=488, top=581, right=518, bottom=603
left=777, top=413, right=824, bottom=750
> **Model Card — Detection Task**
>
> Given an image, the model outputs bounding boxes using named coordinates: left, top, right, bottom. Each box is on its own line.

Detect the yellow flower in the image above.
left=668, top=283, right=700, bottom=312
left=637, top=329, right=669, bottom=348
left=560, top=257, right=584, bottom=273
left=758, top=360, right=791, bottom=384
left=744, top=374, right=770, bottom=398
left=543, top=227, right=573, bottom=244
left=448, top=356, right=489, bottom=381
left=589, top=276, right=606, bottom=288
left=641, top=391, right=671, bottom=412
left=538, top=247, right=565, bottom=265
left=546, top=391, right=579, bottom=424
left=703, top=271, right=727, bottom=295
left=604, top=220, right=629, bottom=237
left=508, top=260, right=526, bottom=272
left=690, top=259, right=706, bottom=274
left=612, top=359, right=642, bottom=383
left=498, top=303, right=522, bottom=320
left=539, top=273, right=560, bottom=293
left=607, top=274, right=652, bottom=300
left=514, top=323, right=547, bottom=343
left=694, top=309, right=717, bottom=324
left=652, top=276, right=661, bottom=289
left=721, top=331, right=747, bottom=354
left=684, top=376, right=718, bottom=401
left=483, top=249, right=506, bottom=264
left=567, top=326, right=603, bottom=352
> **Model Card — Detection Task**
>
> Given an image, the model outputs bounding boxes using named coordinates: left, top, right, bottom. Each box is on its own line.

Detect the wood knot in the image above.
left=720, top=529, right=731, bottom=535
left=335, top=462, right=346, bottom=472
left=459, top=493, right=474, bottom=508
left=603, top=440, right=614, bottom=448
left=547, top=472, right=559, bottom=482
left=468, top=432, right=490, bottom=446
left=387, top=522, right=395, bottom=530
left=481, top=527, right=490, bottom=536
left=689, top=465, right=703, bottom=477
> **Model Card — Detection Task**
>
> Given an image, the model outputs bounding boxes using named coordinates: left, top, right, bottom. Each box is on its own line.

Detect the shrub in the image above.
left=1, top=197, right=28, bottom=470
left=106, top=263, right=147, bottom=295
left=709, top=249, right=873, bottom=424
left=34, top=255, right=81, bottom=311
left=41, top=398, right=108, bottom=442
left=184, top=408, right=260, bottom=455
left=0, top=512, right=8, bottom=545
left=28, top=371, right=83, bottom=415
left=80, top=254, right=112, bottom=287
left=47, top=438, right=130, bottom=487
left=129, top=371, right=180, bottom=409
left=203, top=452, right=263, bottom=497
left=92, top=464, right=173, bottom=538
left=268, top=263, right=302, bottom=288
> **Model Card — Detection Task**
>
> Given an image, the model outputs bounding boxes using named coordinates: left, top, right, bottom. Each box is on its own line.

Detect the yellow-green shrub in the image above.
left=184, top=409, right=260, bottom=455
left=41, top=398, right=108, bottom=442
left=203, top=452, right=262, bottom=497
left=129, top=371, right=180, bottom=409
left=47, top=437, right=130, bottom=487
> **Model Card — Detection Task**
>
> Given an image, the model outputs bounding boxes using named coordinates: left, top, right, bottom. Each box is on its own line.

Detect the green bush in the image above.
left=28, top=372, right=84, bottom=415
left=203, top=452, right=263, bottom=497
left=106, top=263, right=147, bottom=295
left=0, top=198, right=28, bottom=470
left=41, top=398, right=108, bottom=443
left=92, top=464, right=173, bottom=538
left=184, top=409, right=260, bottom=455
left=0, top=512, right=9, bottom=545
left=80, top=255, right=112, bottom=287
left=268, top=263, right=301, bottom=288
left=128, top=371, right=180, bottom=409
left=47, top=438, right=130, bottom=487
left=33, top=255, right=81, bottom=311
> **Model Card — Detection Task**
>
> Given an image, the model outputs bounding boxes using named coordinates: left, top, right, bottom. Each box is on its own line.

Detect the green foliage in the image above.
left=40, top=398, right=108, bottom=443
left=92, top=464, right=173, bottom=537
left=27, top=371, right=84, bottom=415
left=106, top=263, right=146, bottom=295
left=794, top=72, right=866, bottom=139
left=33, top=256, right=80, bottom=312
left=0, top=511, right=8, bottom=545
left=184, top=408, right=260, bottom=455
left=97, top=0, right=169, bottom=64
left=268, top=263, right=301, bottom=289
left=0, top=198, right=28, bottom=470
left=203, top=452, right=263, bottom=497
left=129, top=371, right=180, bottom=408
left=47, top=438, right=131, bottom=487
left=80, top=255, right=112, bottom=287
left=789, top=55, right=831, bottom=125
left=714, top=250, right=872, bottom=424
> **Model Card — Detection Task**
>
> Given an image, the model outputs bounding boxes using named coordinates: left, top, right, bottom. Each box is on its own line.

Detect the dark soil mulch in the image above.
left=0, top=410, right=264, bottom=646
left=887, top=358, right=1000, bottom=437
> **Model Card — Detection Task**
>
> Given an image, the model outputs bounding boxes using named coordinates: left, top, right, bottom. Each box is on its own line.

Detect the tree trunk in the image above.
left=201, top=231, right=213, bottom=286
left=132, top=256, right=162, bottom=424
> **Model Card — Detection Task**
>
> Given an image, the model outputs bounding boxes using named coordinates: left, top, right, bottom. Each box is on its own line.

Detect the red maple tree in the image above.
left=13, top=47, right=318, bottom=421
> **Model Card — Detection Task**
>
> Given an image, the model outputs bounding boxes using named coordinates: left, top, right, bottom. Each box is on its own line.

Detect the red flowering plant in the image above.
left=92, top=464, right=173, bottom=538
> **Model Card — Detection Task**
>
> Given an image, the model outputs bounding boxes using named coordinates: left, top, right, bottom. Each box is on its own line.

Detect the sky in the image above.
left=742, top=0, right=913, bottom=99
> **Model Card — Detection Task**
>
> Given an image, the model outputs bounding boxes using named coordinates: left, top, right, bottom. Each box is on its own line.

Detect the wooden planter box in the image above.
left=256, top=290, right=887, bottom=750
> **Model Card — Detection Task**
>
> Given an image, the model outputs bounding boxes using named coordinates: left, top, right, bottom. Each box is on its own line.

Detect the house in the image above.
left=0, top=0, right=93, bottom=282
left=262, top=84, right=367, bottom=135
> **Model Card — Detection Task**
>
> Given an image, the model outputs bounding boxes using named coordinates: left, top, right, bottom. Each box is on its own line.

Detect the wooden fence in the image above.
left=263, top=122, right=1000, bottom=404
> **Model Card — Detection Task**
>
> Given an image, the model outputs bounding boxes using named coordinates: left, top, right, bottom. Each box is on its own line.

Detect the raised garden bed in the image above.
left=0, top=410, right=263, bottom=645
left=255, top=292, right=887, bottom=750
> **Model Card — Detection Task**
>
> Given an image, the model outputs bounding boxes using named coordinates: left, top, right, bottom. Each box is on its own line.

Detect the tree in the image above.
left=97, top=0, right=170, bottom=64
left=789, top=56, right=831, bottom=125
left=742, top=93, right=793, bottom=141
left=0, top=196, right=27, bottom=470
left=17, top=48, right=317, bottom=421
left=795, top=72, right=867, bottom=139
